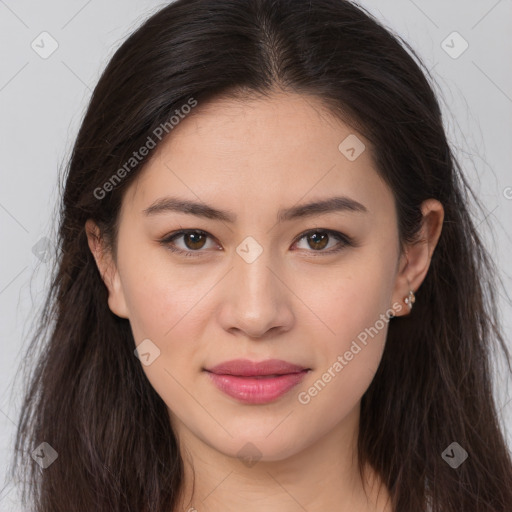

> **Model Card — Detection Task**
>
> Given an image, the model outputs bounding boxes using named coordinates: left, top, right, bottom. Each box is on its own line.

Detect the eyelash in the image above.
left=159, top=229, right=354, bottom=258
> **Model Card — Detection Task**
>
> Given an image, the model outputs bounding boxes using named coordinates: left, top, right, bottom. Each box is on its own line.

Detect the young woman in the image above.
left=10, top=0, right=512, bottom=510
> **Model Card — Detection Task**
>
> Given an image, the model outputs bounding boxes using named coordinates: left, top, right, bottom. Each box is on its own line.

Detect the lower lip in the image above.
left=205, top=370, right=309, bottom=404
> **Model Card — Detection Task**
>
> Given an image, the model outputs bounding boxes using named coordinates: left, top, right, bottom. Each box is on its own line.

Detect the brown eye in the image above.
left=293, top=229, right=352, bottom=254
left=161, top=230, right=217, bottom=256
left=306, top=231, right=329, bottom=250
left=182, top=231, right=207, bottom=250
left=161, top=228, right=353, bottom=258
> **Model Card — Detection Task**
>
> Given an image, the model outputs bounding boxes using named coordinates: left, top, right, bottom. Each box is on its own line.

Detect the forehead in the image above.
left=165, top=92, right=354, bottom=154
left=121, top=92, right=393, bottom=221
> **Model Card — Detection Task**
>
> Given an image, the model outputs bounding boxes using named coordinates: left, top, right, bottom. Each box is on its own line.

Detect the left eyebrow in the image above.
left=277, top=195, right=368, bottom=222
left=142, top=195, right=368, bottom=223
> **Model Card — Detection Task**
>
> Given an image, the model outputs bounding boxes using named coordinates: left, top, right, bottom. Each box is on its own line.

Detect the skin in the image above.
left=86, top=91, right=444, bottom=512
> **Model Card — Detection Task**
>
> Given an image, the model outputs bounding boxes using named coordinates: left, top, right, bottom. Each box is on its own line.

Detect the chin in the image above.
left=205, top=428, right=306, bottom=463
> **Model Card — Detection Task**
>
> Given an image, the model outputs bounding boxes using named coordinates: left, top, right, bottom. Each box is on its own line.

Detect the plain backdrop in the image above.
left=1, top=0, right=511, bottom=509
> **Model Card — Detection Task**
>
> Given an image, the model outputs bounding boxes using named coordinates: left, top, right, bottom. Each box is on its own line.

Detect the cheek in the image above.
left=117, top=251, right=215, bottom=422
left=294, top=311, right=391, bottom=444
left=295, top=252, right=396, bottom=350
left=117, top=246, right=224, bottom=399
left=118, top=243, right=216, bottom=343
left=293, top=252, right=396, bottom=410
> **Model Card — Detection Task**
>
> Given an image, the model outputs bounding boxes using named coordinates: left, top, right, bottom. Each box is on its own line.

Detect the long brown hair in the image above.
left=9, top=0, right=512, bottom=510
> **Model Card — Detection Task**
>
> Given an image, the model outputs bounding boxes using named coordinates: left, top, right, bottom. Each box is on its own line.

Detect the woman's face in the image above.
left=94, top=92, right=409, bottom=461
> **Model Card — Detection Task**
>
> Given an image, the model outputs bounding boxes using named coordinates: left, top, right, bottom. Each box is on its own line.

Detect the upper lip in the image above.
left=205, top=358, right=309, bottom=377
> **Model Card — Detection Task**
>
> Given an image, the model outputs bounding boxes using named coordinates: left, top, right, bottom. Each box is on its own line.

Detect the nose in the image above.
left=217, top=250, right=295, bottom=339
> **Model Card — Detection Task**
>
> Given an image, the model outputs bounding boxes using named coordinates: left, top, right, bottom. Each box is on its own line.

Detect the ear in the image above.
left=85, top=219, right=129, bottom=319
left=391, top=199, right=444, bottom=317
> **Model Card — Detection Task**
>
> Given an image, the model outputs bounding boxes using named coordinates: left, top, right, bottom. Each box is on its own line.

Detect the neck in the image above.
left=172, top=403, right=393, bottom=512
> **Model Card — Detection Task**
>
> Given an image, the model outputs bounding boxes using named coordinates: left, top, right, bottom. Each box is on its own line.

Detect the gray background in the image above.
left=1, top=0, right=511, bottom=508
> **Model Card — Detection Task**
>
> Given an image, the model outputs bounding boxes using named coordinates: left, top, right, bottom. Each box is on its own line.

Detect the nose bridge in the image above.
left=236, top=248, right=276, bottom=300
left=219, top=237, right=293, bottom=337
left=234, top=240, right=280, bottom=308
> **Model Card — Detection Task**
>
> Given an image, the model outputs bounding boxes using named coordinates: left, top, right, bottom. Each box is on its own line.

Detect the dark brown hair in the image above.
left=9, top=0, right=512, bottom=510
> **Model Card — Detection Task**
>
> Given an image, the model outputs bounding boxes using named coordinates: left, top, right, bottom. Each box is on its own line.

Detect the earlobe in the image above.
left=85, top=219, right=129, bottom=319
left=391, top=199, right=444, bottom=317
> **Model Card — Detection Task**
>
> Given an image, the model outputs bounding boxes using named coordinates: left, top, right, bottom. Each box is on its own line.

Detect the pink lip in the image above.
left=204, top=359, right=310, bottom=404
